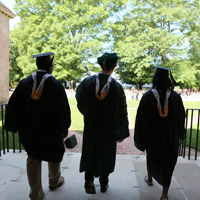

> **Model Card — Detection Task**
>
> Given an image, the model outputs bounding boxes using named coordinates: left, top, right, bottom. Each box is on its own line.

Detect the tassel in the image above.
left=170, top=71, right=178, bottom=86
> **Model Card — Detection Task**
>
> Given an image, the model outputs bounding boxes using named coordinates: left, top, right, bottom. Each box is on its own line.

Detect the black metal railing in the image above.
left=1, top=103, right=200, bottom=160
left=0, top=103, right=22, bottom=157
left=179, top=109, right=200, bottom=160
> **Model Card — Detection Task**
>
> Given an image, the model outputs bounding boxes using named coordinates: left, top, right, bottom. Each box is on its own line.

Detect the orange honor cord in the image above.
left=31, top=71, right=52, bottom=101
left=151, top=89, right=171, bottom=118
left=95, top=73, right=113, bottom=101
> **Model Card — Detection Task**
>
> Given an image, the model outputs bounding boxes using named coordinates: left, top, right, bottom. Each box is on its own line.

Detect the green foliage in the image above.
left=112, top=0, right=200, bottom=88
left=10, top=0, right=126, bottom=84
left=9, top=40, right=23, bottom=86
left=8, top=0, right=200, bottom=89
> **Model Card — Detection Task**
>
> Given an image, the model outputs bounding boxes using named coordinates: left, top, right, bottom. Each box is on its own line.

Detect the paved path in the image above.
left=1, top=152, right=200, bottom=200
left=65, top=112, right=145, bottom=156
left=66, top=106, right=199, bottom=156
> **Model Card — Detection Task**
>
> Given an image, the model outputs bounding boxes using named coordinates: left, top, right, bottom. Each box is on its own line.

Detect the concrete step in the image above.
left=0, top=151, right=200, bottom=200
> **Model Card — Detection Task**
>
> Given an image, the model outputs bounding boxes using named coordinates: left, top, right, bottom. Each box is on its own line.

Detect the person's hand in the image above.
left=63, top=130, right=68, bottom=139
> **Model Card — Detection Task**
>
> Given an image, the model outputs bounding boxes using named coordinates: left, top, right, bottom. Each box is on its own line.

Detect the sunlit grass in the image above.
left=1, top=98, right=200, bottom=151
left=186, top=124, right=200, bottom=150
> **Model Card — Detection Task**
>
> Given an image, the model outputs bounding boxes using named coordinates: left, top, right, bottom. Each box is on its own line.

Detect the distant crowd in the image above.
left=124, top=88, right=200, bottom=102
left=9, top=86, right=200, bottom=102
left=64, top=88, right=200, bottom=102
left=43, top=87, right=200, bottom=102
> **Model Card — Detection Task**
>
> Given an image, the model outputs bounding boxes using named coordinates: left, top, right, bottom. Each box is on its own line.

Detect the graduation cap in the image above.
left=98, top=53, right=118, bottom=70
left=98, top=53, right=118, bottom=65
left=152, top=65, right=178, bottom=86
left=32, top=52, right=54, bottom=70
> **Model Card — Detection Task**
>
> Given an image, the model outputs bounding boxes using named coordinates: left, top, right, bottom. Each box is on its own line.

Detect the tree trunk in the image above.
left=72, top=80, right=76, bottom=89
left=64, top=81, right=67, bottom=89
left=139, top=83, right=142, bottom=90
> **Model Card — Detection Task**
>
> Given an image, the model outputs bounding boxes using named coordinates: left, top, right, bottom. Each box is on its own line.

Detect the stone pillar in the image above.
left=0, top=2, right=16, bottom=104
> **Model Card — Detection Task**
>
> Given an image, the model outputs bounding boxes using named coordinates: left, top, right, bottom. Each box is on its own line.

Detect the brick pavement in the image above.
left=116, top=113, right=145, bottom=155
left=65, top=111, right=145, bottom=156
left=65, top=106, right=199, bottom=156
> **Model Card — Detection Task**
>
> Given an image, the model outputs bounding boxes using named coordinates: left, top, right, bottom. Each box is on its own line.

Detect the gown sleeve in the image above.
left=134, top=94, right=150, bottom=151
left=115, top=87, right=129, bottom=141
left=56, top=82, right=71, bottom=135
left=4, top=82, right=22, bottom=133
left=176, top=94, right=186, bottom=140
left=75, top=80, right=85, bottom=115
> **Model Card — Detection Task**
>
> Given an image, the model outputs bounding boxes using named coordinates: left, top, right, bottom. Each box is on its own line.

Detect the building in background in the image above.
left=0, top=1, right=15, bottom=103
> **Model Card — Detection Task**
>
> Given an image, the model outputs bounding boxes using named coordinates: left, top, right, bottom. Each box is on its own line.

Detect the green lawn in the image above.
left=127, top=99, right=140, bottom=108
left=183, top=101, right=200, bottom=109
left=70, top=106, right=84, bottom=133
left=68, top=98, right=77, bottom=106
left=128, top=108, right=137, bottom=126
left=186, top=126, right=200, bottom=150
left=1, top=98, right=200, bottom=151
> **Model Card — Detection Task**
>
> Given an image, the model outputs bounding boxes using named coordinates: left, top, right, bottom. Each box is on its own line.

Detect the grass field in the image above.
left=186, top=126, right=200, bottom=150
left=1, top=98, right=200, bottom=151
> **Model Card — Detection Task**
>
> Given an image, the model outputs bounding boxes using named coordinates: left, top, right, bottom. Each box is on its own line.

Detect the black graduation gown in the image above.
left=76, top=74, right=129, bottom=177
left=4, top=72, right=71, bottom=162
left=134, top=89, right=185, bottom=186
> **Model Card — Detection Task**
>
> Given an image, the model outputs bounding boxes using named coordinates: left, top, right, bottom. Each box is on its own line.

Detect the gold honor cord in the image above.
left=31, top=71, right=52, bottom=101
left=151, top=89, right=171, bottom=118
left=95, top=73, right=113, bottom=100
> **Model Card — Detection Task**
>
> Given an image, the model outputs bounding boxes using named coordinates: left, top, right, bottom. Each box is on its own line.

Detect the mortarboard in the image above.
left=98, top=53, right=118, bottom=65
left=32, top=52, right=54, bottom=70
left=152, top=65, right=178, bottom=86
left=32, top=52, right=55, bottom=58
left=151, top=65, right=174, bottom=71
left=98, top=53, right=118, bottom=71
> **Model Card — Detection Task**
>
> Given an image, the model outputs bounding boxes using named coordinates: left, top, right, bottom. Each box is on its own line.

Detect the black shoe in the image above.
left=100, top=184, right=109, bottom=193
left=49, top=176, right=65, bottom=191
left=84, top=180, right=96, bottom=194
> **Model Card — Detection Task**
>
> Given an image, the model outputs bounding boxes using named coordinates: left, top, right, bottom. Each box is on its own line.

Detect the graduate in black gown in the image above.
left=134, top=66, right=185, bottom=200
left=76, top=53, right=129, bottom=194
left=4, top=52, right=71, bottom=200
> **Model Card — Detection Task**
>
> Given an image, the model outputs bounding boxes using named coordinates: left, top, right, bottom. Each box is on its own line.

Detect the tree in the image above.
left=112, top=0, right=200, bottom=88
left=11, top=0, right=127, bottom=87
left=9, top=40, right=23, bottom=87
left=116, top=56, right=154, bottom=90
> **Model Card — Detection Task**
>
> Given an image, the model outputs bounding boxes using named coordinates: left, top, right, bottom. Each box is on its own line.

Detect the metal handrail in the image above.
left=179, top=108, right=200, bottom=160
left=0, top=103, right=22, bottom=156
left=1, top=103, right=200, bottom=160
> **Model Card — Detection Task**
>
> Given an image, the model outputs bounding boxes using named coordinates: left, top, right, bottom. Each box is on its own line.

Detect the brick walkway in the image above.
left=65, top=112, right=145, bottom=156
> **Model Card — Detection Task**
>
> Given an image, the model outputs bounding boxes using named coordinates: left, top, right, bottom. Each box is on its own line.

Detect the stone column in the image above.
left=0, top=3, right=16, bottom=104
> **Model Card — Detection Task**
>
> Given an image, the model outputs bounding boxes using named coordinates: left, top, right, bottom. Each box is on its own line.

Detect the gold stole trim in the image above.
left=95, top=73, right=113, bottom=100
left=31, top=89, right=43, bottom=101
left=151, top=89, right=171, bottom=118
left=31, top=71, right=52, bottom=101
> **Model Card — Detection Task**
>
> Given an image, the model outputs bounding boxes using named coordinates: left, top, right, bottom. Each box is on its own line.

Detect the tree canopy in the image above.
left=10, top=0, right=127, bottom=86
left=112, top=0, right=200, bottom=89
left=9, top=0, right=200, bottom=89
